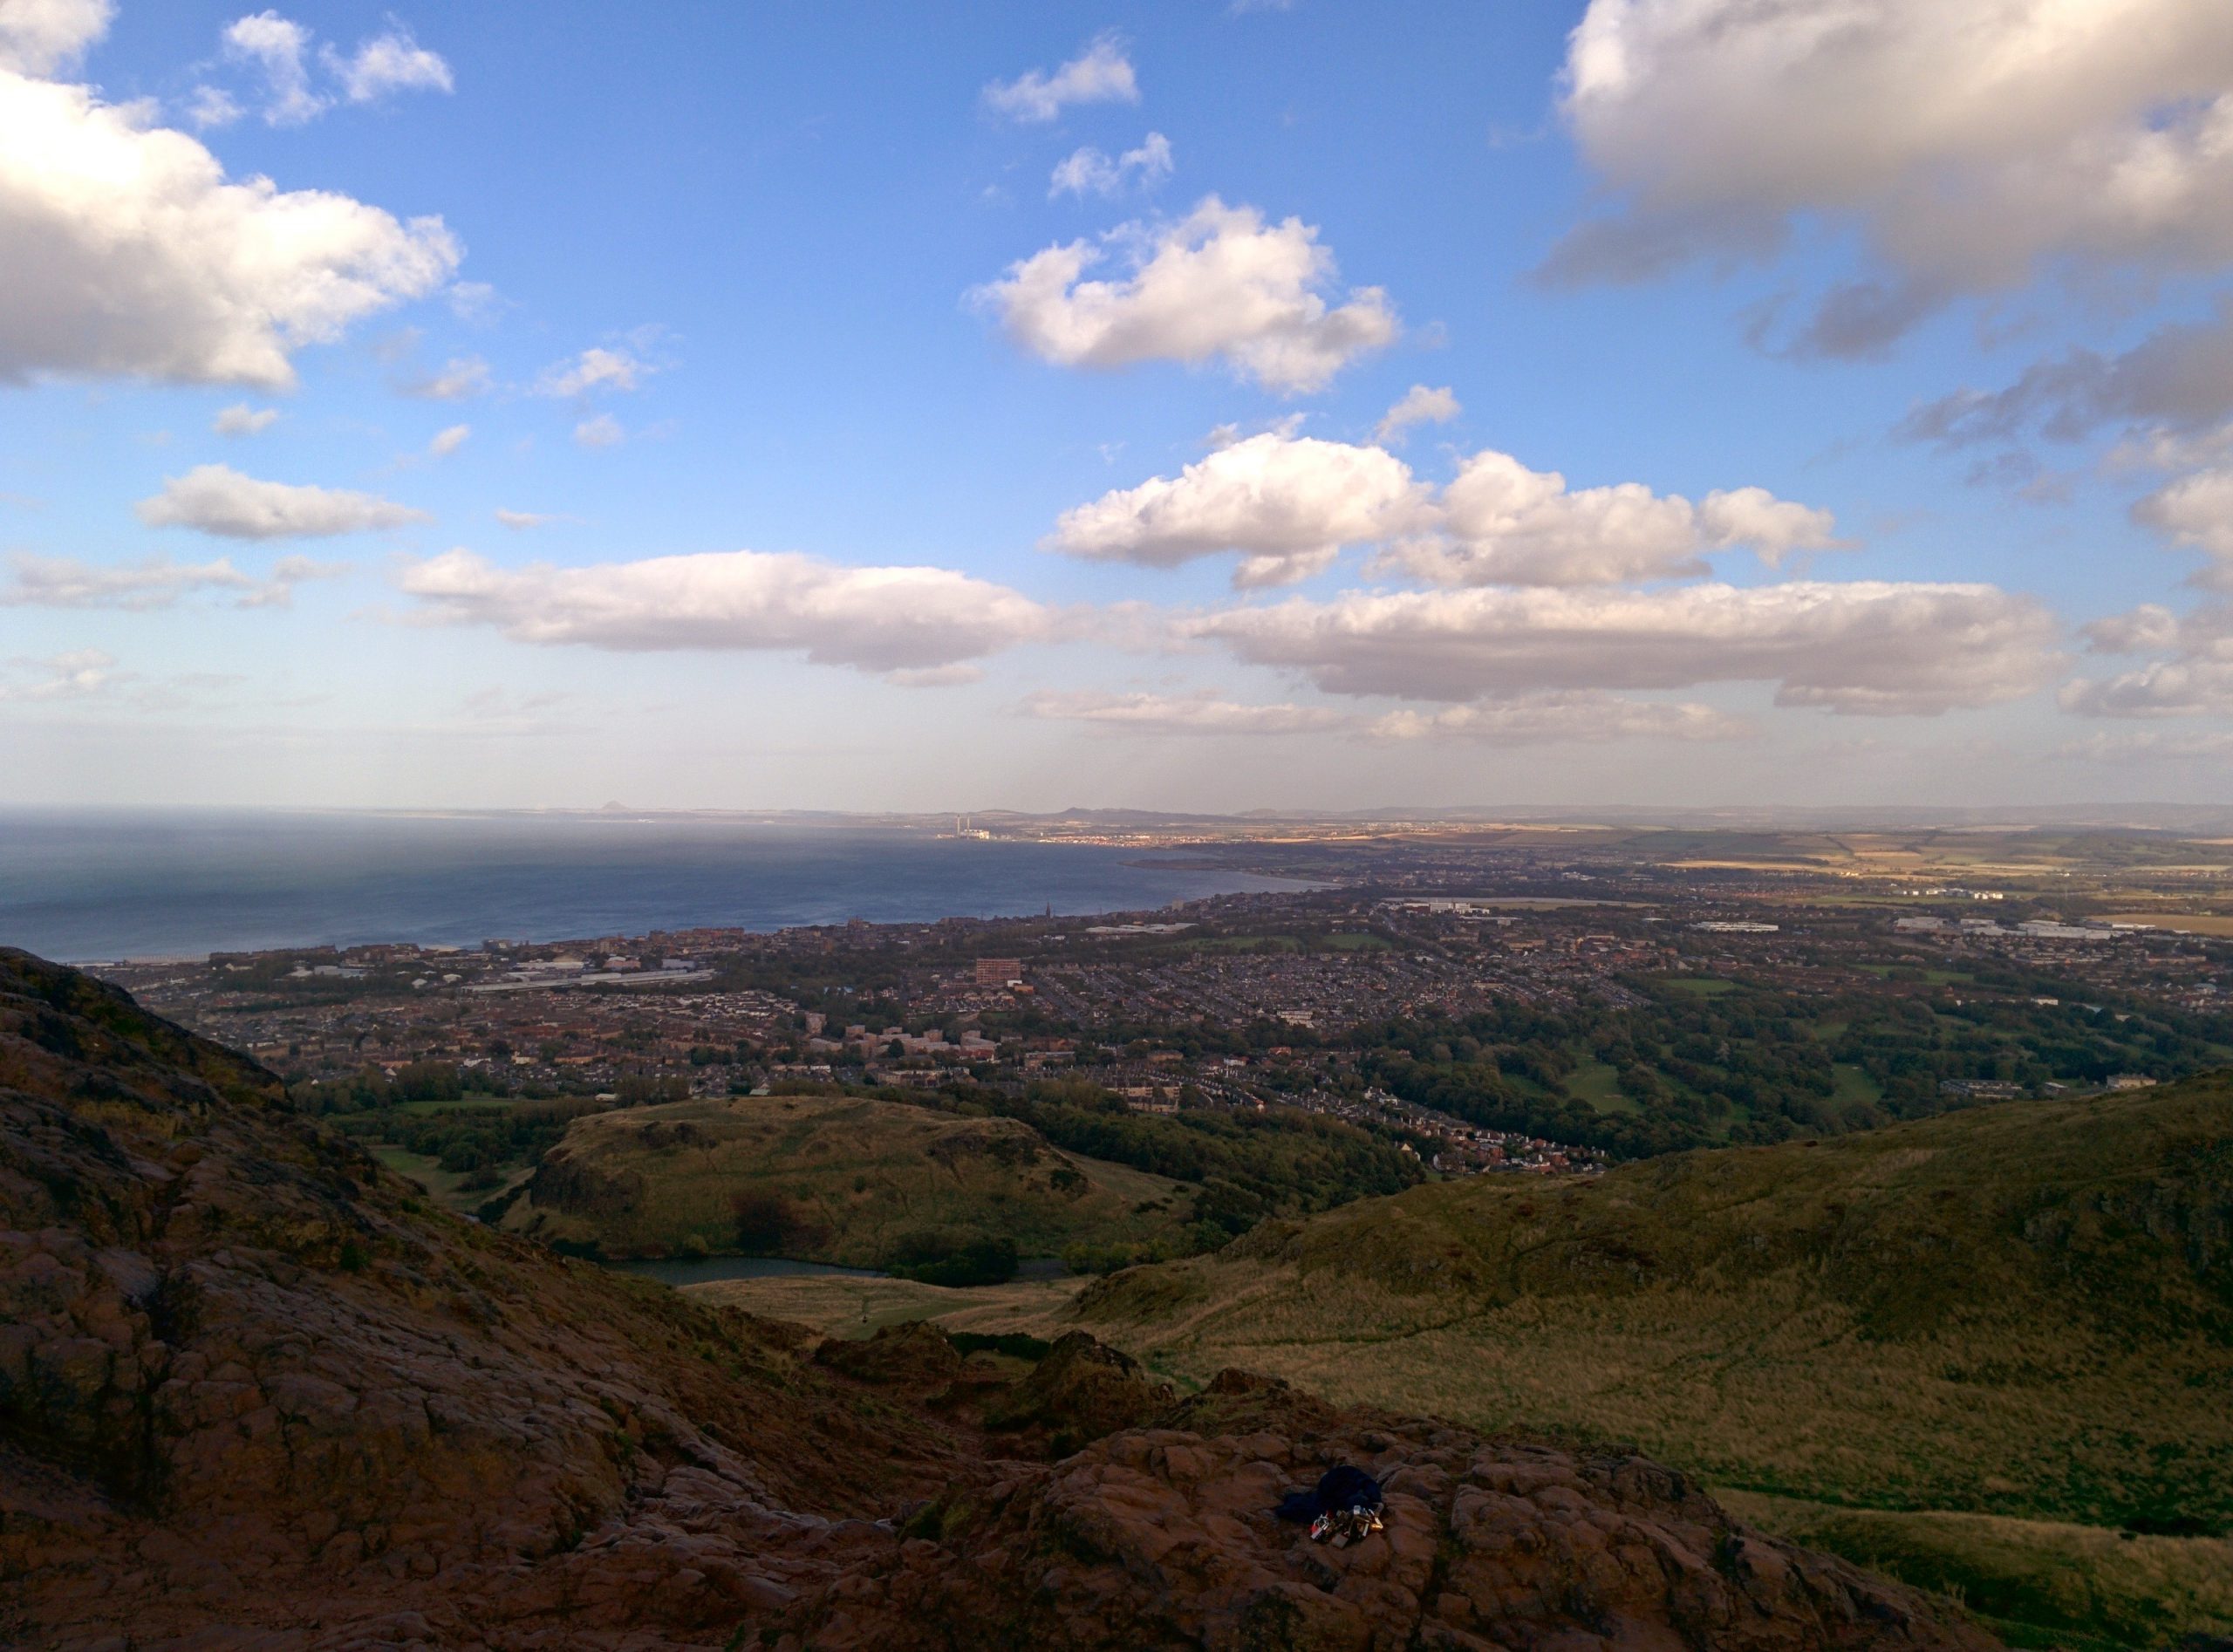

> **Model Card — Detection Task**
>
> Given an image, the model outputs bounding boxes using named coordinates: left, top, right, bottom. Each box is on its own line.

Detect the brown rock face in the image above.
left=983, top=1328, right=1176, bottom=1448
left=0, top=949, right=2002, bottom=1651
left=816, top=1319, right=966, bottom=1389
left=781, top=1369, right=1995, bottom=1652
left=0, top=949, right=948, bottom=1647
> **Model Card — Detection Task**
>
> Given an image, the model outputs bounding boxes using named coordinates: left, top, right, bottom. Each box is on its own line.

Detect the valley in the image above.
left=0, top=945, right=2009, bottom=1650
left=703, top=1073, right=2233, bottom=1652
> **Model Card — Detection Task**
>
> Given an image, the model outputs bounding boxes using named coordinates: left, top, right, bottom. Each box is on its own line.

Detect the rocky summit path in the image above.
left=0, top=948, right=1998, bottom=1650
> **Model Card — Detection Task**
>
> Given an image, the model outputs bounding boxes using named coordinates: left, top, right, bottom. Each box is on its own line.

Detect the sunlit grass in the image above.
left=1723, top=1492, right=2233, bottom=1651
left=1053, top=1075, right=2233, bottom=1645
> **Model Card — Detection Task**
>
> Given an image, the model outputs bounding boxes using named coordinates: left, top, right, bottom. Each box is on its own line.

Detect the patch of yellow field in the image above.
left=684, top=1272, right=1082, bottom=1341
left=2103, top=912, right=2233, bottom=937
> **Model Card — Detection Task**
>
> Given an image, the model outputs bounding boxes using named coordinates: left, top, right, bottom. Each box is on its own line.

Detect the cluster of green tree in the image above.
left=1354, top=966, right=2233, bottom=1157
left=286, top=1062, right=499, bottom=1112
left=727, top=1184, right=1020, bottom=1281
left=1055, top=1229, right=1237, bottom=1275
left=1826, top=988, right=2226, bottom=1113
left=293, top=1063, right=690, bottom=1116
left=331, top=1099, right=604, bottom=1189
left=884, top=1228, right=1019, bottom=1287
left=921, top=1078, right=1422, bottom=1239
left=730, top=1187, right=823, bottom=1254
left=1362, top=1031, right=1737, bottom=1158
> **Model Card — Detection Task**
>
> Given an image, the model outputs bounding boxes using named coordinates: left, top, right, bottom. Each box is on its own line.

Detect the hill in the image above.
left=0, top=945, right=1994, bottom=1649
left=503, top=1091, right=1197, bottom=1269
left=1062, top=1076, right=2233, bottom=1648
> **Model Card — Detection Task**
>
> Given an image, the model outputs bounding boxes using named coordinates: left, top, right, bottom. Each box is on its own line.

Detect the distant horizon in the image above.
left=10, top=799, right=2233, bottom=832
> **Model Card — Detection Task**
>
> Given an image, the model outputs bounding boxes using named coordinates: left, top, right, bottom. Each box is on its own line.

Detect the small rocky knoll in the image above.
left=502, top=1089, right=1195, bottom=1267
left=778, top=1363, right=1998, bottom=1652
left=1, top=948, right=1997, bottom=1650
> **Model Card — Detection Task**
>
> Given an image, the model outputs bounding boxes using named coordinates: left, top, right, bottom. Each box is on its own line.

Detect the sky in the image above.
left=4, top=0, right=2233, bottom=814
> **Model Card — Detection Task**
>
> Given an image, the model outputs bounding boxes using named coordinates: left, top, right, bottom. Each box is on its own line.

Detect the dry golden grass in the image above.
left=686, top=1272, right=1082, bottom=1339
left=2103, top=911, right=2233, bottom=937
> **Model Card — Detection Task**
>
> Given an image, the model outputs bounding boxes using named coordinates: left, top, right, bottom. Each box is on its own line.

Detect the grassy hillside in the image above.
left=690, top=1272, right=1084, bottom=1341
left=505, top=1092, right=1197, bottom=1268
left=1053, top=1075, right=2233, bottom=1647
left=1718, top=1493, right=2233, bottom=1652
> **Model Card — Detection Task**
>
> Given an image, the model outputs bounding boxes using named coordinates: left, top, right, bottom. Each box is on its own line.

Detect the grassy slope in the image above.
left=368, top=1142, right=534, bottom=1217
left=1719, top=1492, right=2233, bottom=1652
left=686, top=1273, right=1083, bottom=1340
left=506, top=1092, right=1196, bottom=1266
left=1054, top=1075, right=2233, bottom=1646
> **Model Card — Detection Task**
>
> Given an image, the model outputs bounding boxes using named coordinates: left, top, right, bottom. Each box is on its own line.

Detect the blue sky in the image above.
left=5, top=0, right=2232, bottom=811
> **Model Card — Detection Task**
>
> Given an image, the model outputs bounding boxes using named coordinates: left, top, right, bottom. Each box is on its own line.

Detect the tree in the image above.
left=731, top=1189, right=798, bottom=1254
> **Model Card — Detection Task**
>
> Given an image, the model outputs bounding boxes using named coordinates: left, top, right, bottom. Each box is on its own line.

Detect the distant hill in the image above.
left=1077, top=1076, right=2233, bottom=1534
left=505, top=1091, right=1197, bottom=1268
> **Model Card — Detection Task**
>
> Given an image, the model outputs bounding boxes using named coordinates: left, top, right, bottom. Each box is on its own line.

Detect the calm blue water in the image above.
left=0, top=809, right=1304, bottom=961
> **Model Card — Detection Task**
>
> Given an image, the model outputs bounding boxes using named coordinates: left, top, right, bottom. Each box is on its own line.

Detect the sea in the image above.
left=0, top=809, right=1307, bottom=963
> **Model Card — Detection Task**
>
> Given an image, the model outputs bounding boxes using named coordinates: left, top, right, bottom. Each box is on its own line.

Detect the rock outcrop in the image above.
left=0, top=948, right=2002, bottom=1650
left=782, top=1367, right=1997, bottom=1652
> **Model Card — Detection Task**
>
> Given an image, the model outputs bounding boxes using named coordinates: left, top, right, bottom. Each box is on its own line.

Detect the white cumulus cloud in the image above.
left=1550, top=0, right=2233, bottom=354
left=427, top=422, right=469, bottom=458
left=401, top=354, right=490, bottom=401
left=2060, top=656, right=2233, bottom=718
left=536, top=345, right=652, bottom=399
left=573, top=413, right=624, bottom=448
left=135, top=464, right=427, bottom=539
left=1374, top=384, right=1460, bottom=445
left=1188, top=580, right=2059, bottom=715
left=0, top=56, right=457, bottom=388
left=2063, top=600, right=2233, bottom=716
left=1050, top=432, right=1428, bottom=588
left=1050, top=132, right=1173, bottom=198
left=1383, top=451, right=1840, bottom=587
left=1369, top=692, right=1748, bottom=744
left=395, top=547, right=1053, bottom=677
left=1051, top=435, right=1837, bottom=588
left=183, top=84, right=240, bottom=128
left=984, top=33, right=1138, bottom=123
left=0, top=645, right=117, bottom=700
left=222, top=10, right=324, bottom=126
left=3, top=550, right=248, bottom=608
left=212, top=402, right=277, bottom=436
left=0, top=0, right=111, bottom=74
left=218, top=12, right=451, bottom=124
left=977, top=196, right=1397, bottom=393
left=2134, top=463, right=2233, bottom=582
left=1019, top=686, right=1351, bottom=735
left=329, top=25, right=451, bottom=103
